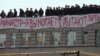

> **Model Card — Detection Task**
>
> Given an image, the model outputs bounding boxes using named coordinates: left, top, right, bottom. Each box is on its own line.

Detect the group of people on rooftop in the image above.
left=45, top=4, right=100, bottom=16
left=0, top=4, right=100, bottom=18
left=0, top=8, right=44, bottom=18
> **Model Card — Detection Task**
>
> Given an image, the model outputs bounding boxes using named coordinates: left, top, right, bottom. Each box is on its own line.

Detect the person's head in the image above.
left=67, top=5, right=70, bottom=8
left=26, top=8, right=29, bottom=10
left=71, top=6, right=74, bottom=8
left=83, top=4, right=86, bottom=7
left=30, top=8, right=33, bottom=10
left=2, top=10, right=4, bottom=12
left=56, top=7, right=58, bottom=10
left=94, top=4, right=97, bottom=7
left=35, top=9, right=37, bottom=11
left=14, top=9, right=16, bottom=11
left=65, top=5, right=68, bottom=8
left=40, top=8, right=42, bottom=10
left=53, top=7, right=56, bottom=10
left=50, top=7, right=52, bottom=10
left=20, top=8, right=24, bottom=12
left=10, top=9, right=12, bottom=12
left=58, top=6, right=60, bottom=9
left=47, top=6, right=49, bottom=9
left=20, top=8, right=21, bottom=10
left=61, top=7, right=64, bottom=10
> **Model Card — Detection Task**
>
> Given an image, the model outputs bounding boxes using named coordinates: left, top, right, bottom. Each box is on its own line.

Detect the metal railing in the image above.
left=0, top=50, right=80, bottom=56
left=61, top=51, right=80, bottom=56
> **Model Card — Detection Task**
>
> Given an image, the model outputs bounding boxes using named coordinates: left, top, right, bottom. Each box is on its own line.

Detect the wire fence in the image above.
left=0, top=50, right=80, bottom=56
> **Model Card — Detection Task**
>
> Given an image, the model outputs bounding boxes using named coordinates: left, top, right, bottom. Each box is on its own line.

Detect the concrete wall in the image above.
left=0, top=22, right=100, bottom=48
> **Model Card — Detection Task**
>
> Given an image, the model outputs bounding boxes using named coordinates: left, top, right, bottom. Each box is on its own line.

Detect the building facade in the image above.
left=0, top=14, right=100, bottom=48
left=0, top=24, right=100, bottom=48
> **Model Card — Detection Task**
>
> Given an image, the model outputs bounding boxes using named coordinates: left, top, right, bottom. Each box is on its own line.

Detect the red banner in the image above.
left=0, top=14, right=100, bottom=29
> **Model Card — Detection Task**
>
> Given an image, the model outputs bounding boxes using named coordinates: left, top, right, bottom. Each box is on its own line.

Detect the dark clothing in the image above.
left=29, top=10, right=34, bottom=17
left=49, top=9, right=53, bottom=16
left=57, top=9, right=61, bottom=16
left=7, top=11, right=14, bottom=18
left=39, top=9, right=44, bottom=17
left=14, top=10, right=17, bottom=17
left=75, top=7, right=81, bottom=14
left=52, top=9, right=56, bottom=16
left=19, top=9, right=25, bottom=17
left=64, top=8, right=69, bottom=15
left=97, top=6, right=100, bottom=13
left=45, top=9, right=50, bottom=16
left=0, top=11, right=6, bottom=18
left=34, top=9, right=38, bottom=17
left=25, top=10, right=30, bottom=17
left=70, top=7, right=75, bottom=15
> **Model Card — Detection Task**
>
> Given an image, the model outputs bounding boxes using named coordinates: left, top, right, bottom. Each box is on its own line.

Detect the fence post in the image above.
left=77, top=51, right=80, bottom=56
left=61, top=51, right=80, bottom=56
left=27, top=53, right=28, bottom=56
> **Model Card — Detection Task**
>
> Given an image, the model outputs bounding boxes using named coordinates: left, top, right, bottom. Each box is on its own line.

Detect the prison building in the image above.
left=0, top=14, right=100, bottom=48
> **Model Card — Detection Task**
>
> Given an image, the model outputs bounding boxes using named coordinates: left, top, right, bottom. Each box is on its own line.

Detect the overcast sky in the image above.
left=0, top=0, right=100, bottom=14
